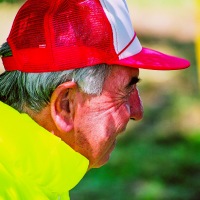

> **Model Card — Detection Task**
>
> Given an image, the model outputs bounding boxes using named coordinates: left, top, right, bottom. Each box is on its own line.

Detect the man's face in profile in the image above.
left=59, top=65, right=143, bottom=169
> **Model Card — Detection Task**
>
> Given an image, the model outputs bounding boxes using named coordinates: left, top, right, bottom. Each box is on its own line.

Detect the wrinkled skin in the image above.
left=69, top=66, right=143, bottom=168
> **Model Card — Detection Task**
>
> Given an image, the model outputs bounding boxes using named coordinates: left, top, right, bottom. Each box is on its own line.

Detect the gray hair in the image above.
left=0, top=42, right=111, bottom=113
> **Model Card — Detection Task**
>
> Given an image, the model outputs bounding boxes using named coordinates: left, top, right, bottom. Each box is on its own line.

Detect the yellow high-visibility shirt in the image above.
left=0, top=101, right=89, bottom=200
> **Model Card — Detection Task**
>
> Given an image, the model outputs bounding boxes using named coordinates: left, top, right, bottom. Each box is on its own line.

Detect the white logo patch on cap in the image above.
left=99, top=0, right=142, bottom=59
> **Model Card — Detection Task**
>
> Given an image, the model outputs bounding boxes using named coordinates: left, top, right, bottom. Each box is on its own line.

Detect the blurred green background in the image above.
left=0, top=0, right=199, bottom=199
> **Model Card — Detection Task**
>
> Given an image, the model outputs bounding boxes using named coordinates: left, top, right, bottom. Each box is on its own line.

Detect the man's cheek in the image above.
left=125, top=103, right=131, bottom=115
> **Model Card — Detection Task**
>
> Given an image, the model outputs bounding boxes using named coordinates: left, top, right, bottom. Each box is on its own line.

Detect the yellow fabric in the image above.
left=0, top=101, right=89, bottom=200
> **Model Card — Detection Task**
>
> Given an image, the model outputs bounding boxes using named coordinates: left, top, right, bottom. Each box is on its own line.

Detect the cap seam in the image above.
left=117, top=32, right=137, bottom=57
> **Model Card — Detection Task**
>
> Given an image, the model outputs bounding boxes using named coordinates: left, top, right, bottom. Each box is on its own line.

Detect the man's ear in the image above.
left=50, top=81, right=77, bottom=133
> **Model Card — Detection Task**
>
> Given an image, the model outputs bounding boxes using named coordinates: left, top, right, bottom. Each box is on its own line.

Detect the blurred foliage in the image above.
left=128, top=0, right=192, bottom=8
left=70, top=37, right=200, bottom=200
left=0, top=0, right=23, bottom=3
left=0, top=0, right=199, bottom=199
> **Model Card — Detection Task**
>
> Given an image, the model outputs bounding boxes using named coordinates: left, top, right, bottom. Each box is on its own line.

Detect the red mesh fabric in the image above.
left=52, top=0, right=117, bottom=70
left=6, top=0, right=117, bottom=72
left=8, top=0, right=49, bottom=50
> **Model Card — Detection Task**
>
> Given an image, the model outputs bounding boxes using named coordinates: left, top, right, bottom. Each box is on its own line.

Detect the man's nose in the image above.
left=129, top=88, right=143, bottom=121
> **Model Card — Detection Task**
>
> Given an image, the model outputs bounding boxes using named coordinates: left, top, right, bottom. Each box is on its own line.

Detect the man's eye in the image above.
left=126, top=77, right=140, bottom=89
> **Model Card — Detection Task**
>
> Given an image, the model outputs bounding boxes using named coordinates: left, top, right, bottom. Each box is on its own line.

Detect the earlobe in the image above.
left=50, top=81, right=77, bottom=133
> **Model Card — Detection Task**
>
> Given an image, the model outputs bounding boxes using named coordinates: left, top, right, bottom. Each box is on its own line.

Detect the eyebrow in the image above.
left=126, top=77, right=141, bottom=88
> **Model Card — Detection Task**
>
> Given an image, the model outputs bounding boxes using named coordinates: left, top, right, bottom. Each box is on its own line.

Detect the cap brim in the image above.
left=110, top=47, right=190, bottom=70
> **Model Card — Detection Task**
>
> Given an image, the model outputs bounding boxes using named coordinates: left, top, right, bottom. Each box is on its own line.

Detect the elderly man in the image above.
left=0, top=0, right=190, bottom=199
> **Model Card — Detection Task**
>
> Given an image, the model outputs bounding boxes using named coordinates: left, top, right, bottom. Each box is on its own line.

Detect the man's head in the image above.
left=0, top=0, right=190, bottom=169
left=49, top=65, right=143, bottom=168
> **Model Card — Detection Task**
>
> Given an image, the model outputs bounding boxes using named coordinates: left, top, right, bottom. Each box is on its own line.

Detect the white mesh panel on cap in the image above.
left=99, top=0, right=142, bottom=59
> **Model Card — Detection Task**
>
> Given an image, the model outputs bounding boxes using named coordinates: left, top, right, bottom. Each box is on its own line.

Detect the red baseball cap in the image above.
left=2, top=0, right=190, bottom=72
